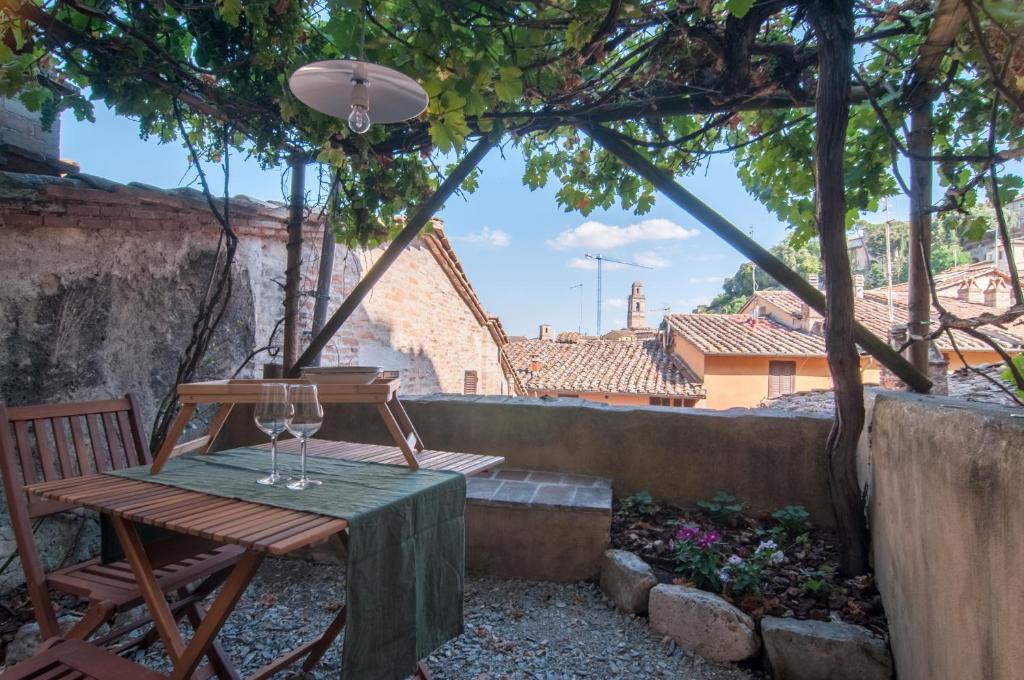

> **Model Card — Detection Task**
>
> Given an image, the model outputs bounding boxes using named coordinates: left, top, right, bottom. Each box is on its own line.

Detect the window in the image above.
left=768, top=361, right=797, bottom=399
left=463, top=370, right=478, bottom=395
left=635, top=302, right=641, bottom=311
left=649, top=397, right=683, bottom=407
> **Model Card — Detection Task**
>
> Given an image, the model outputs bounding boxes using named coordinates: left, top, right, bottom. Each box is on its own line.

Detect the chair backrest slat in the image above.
left=116, top=410, right=144, bottom=468
left=68, top=415, right=91, bottom=476
left=2, top=396, right=148, bottom=521
left=101, top=412, right=125, bottom=470
left=51, top=418, right=75, bottom=478
left=13, top=420, right=37, bottom=487
left=32, top=419, right=59, bottom=482
left=85, top=414, right=111, bottom=473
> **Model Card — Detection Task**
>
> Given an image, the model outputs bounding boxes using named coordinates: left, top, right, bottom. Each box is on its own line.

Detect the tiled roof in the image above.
left=748, top=289, right=804, bottom=318
left=666, top=314, right=827, bottom=356
left=505, top=338, right=705, bottom=398
left=744, top=289, right=1024, bottom=353
left=866, top=261, right=1008, bottom=296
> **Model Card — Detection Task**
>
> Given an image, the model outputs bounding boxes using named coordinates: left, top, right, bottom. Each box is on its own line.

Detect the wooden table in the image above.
left=155, top=377, right=429, bottom=471
left=27, top=441, right=504, bottom=680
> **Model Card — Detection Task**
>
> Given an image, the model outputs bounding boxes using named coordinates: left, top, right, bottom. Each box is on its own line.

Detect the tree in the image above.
left=698, top=237, right=821, bottom=312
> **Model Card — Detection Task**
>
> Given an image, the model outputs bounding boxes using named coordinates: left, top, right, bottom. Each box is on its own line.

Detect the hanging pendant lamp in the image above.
left=289, top=60, right=429, bottom=134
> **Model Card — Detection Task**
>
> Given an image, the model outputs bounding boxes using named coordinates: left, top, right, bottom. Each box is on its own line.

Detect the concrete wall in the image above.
left=222, top=395, right=836, bottom=522
left=528, top=390, right=698, bottom=407
left=866, top=392, right=1024, bottom=680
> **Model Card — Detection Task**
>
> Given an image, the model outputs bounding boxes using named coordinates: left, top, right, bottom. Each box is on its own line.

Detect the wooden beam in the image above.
left=912, top=0, right=968, bottom=87
left=287, top=135, right=499, bottom=375
left=585, top=124, right=932, bottom=393
left=283, top=156, right=306, bottom=372
left=309, top=189, right=337, bottom=367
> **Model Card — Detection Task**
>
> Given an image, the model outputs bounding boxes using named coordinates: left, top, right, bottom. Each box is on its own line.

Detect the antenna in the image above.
left=749, top=226, right=757, bottom=293
left=570, top=283, right=584, bottom=334
left=584, top=253, right=653, bottom=335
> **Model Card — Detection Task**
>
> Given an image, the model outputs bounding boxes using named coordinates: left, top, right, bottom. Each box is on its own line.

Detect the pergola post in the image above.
left=585, top=124, right=932, bottom=393
left=907, top=98, right=933, bottom=374
left=287, top=135, right=498, bottom=376
left=283, top=155, right=307, bottom=372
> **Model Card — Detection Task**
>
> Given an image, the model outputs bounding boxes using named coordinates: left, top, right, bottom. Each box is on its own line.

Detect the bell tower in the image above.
left=627, top=280, right=646, bottom=330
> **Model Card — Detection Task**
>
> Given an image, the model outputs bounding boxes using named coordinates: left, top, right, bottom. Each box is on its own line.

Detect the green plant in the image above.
left=1000, top=355, right=1024, bottom=398
left=799, top=563, right=836, bottom=601
left=619, top=491, right=659, bottom=516
left=719, top=540, right=786, bottom=597
left=772, top=505, right=811, bottom=537
left=697, top=491, right=745, bottom=521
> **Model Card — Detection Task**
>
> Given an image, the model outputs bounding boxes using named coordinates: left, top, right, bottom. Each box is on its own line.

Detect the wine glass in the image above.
left=254, top=383, right=289, bottom=485
left=285, top=384, right=324, bottom=490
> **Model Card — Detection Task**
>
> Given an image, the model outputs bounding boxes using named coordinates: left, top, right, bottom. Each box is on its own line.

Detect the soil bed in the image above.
left=611, top=501, right=888, bottom=637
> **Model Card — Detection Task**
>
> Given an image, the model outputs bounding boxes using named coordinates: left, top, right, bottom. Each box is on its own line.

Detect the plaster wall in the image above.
left=223, top=395, right=836, bottom=523
left=865, top=392, right=1024, bottom=680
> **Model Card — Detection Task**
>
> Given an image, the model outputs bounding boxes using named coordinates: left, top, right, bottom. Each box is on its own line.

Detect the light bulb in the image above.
left=348, top=104, right=371, bottom=134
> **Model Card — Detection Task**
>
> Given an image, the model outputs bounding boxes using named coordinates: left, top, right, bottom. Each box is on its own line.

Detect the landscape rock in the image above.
left=599, top=549, right=657, bottom=614
left=762, top=616, right=892, bottom=680
left=648, top=584, right=760, bottom=663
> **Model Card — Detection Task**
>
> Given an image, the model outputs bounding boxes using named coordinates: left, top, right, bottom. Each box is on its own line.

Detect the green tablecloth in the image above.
left=106, top=447, right=465, bottom=680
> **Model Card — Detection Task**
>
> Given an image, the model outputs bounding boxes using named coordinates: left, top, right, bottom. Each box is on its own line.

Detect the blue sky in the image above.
left=61, top=104, right=909, bottom=338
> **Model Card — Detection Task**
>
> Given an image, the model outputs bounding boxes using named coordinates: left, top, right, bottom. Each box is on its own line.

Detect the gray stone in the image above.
left=648, top=584, right=759, bottom=663
left=599, top=549, right=657, bottom=614
left=5, top=615, right=90, bottom=666
left=762, top=617, right=892, bottom=680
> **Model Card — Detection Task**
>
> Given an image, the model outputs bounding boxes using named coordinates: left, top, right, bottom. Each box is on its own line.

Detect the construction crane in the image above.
left=584, top=253, right=653, bottom=335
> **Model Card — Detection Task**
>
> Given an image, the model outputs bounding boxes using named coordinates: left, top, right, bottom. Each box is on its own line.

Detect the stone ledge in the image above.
left=467, top=468, right=612, bottom=511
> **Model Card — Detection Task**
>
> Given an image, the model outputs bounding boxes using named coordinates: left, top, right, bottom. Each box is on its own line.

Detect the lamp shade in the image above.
left=288, top=60, right=429, bottom=124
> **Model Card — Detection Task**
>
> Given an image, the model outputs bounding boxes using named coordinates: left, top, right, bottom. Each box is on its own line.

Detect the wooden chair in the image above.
left=0, top=638, right=166, bottom=679
left=0, top=396, right=243, bottom=664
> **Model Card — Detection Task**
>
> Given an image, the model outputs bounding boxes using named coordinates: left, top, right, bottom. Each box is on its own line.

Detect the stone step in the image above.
left=465, top=468, right=612, bottom=582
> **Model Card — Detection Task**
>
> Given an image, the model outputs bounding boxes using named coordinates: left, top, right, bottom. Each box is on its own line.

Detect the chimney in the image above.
left=984, top=278, right=1011, bottom=308
left=957, top=279, right=983, bottom=304
left=854, top=274, right=865, bottom=299
left=808, top=273, right=819, bottom=290
left=529, top=356, right=542, bottom=374
left=539, top=324, right=552, bottom=341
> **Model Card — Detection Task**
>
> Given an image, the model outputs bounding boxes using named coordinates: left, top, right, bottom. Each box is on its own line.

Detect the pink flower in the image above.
left=695, top=531, right=720, bottom=550
left=675, top=526, right=701, bottom=542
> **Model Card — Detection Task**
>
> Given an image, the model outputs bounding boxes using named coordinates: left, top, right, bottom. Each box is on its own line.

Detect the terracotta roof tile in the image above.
left=745, top=289, right=1024, bottom=353
left=666, top=314, right=826, bottom=356
left=505, top=338, right=705, bottom=398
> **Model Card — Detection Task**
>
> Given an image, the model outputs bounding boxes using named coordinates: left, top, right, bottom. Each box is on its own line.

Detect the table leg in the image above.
left=200, top=404, right=235, bottom=454
left=151, top=402, right=197, bottom=473
left=376, top=402, right=419, bottom=469
left=171, top=551, right=264, bottom=680
left=110, top=515, right=186, bottom=662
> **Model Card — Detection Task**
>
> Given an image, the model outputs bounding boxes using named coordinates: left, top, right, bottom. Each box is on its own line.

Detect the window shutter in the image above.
left=769, top=361, right=796, bottom=398
left=463, top=370, right=478, bottom=395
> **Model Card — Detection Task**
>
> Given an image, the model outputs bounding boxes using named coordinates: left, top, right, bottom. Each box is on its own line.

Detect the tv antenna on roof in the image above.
left=584, top=253, right=652, bottom=335
left=570, top=283, right=584, bottom=334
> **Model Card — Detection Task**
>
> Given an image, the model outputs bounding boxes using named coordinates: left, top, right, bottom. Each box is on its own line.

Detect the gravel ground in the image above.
left=134, top=557, right=759, bottom=679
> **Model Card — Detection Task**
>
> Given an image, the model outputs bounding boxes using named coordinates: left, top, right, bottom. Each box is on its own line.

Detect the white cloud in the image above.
left=547, top=218, right=699, bottom=250
left=463, top=226, right=510, bottom=248
left=604, top=298, right=627, bottom=309
left=688, top=275, right=725, bottom=284
left=633, top=250, right=671, bottom=268
left=569, top=257, right=626, bottom=271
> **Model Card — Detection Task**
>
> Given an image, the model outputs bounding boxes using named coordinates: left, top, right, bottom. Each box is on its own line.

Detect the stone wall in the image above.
left=0, top=171, right=509, bottom=593
left=221, top=396, right=837, bottom=522
left=866, top=392, right=1024, bottom=680
left=0, top=97, right=60, bottom=163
